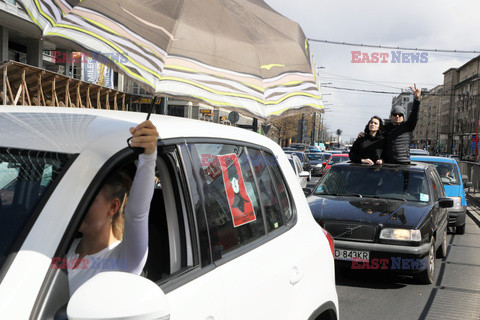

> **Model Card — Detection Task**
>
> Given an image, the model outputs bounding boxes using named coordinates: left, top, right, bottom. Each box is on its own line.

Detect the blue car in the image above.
left=411, top=156, right=472, bottom=234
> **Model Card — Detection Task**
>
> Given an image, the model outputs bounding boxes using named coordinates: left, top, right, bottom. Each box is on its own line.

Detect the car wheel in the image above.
left=456, top=224, right=465, bottom=235
left=415, top=237, right=435, bottom=284
left=436, top=228, right=447, bottom=258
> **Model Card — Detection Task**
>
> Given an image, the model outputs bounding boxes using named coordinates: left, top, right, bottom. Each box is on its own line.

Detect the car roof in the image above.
left=410, top=155, right=456, bottom=164
left=334, top=161, right=431, bottom=172
left=330, top=154, right=349, bottom=157
left=0, top=106, right=278, bottom=155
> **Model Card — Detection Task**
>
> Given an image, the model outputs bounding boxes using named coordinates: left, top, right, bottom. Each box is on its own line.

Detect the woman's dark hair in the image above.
left=363, top=116, right=383, bottom=135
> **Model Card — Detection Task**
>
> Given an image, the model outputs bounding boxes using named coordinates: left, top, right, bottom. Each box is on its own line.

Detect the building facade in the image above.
left=441, top=56, right=480, bottom=157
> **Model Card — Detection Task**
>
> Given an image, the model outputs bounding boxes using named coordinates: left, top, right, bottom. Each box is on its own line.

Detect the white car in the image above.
left=0, top=106, right=338, bottom=320
left=286, top=153, right=310, bottom=188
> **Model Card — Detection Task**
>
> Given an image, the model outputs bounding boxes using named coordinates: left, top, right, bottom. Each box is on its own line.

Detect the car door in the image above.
left=187, top=143, right=299, bottom=319
left=156, top=144, right=227, bottom=320
left=428, top=169, right=448, bottom=235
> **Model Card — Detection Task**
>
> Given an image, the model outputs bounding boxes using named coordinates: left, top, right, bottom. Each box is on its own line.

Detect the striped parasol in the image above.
left=19, top=0, right=323, bottom=121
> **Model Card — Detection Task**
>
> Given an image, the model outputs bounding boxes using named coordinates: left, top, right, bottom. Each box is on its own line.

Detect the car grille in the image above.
left=323, top=221, right=377, bottom=242
left=448, top=215, right=458, bottom=225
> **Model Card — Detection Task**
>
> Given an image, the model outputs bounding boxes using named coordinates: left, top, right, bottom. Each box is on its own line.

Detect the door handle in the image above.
left=289, top=266, right=303, bottom=285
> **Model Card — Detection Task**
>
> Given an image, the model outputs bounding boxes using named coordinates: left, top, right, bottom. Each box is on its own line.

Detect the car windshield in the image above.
left=428, top=162, right=460, bottom=185
left=293, top=152, right=304, bottom=161
left=314, top=165, right=430, bottom=202
left=0, top=148, right=73, bottom=269
left=307, top=153, right=323, bottom=161
left=328, top=156, right=348, bottom=164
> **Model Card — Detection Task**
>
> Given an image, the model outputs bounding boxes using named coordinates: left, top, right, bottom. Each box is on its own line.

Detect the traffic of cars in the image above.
left=0, top=107, right=339, bottom=320
left=283, top=142, right=473, bottom=286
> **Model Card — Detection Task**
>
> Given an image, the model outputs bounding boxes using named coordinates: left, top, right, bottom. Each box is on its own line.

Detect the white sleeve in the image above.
left=118, top=151, right=156, bottom=274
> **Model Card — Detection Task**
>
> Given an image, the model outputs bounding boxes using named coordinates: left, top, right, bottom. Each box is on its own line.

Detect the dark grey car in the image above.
left=307, top=162, right=453, bottom=284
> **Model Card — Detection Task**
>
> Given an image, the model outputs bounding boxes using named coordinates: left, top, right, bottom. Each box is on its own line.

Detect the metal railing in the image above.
left=458, top=161, right=480, bottom=192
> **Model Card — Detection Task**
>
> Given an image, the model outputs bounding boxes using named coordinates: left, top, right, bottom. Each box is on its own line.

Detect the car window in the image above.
left=315, top=166, right=429, bottom=202
left=328, top=156, right=347, bottom=165
left=263, top=152, right=294, bottom=224
left=430, top=162, right=459, bottom=185
left=307, top=154, right=323, bottom=161
left=294, top=152, right=304, bottom=161
left=0, top=148, right=73, bottom=270
left=189, top=144, right=266, bottom=260
left=429, top=169, right=445, bottom=201
left=248, top=149, right=288, bottom=231
left=295, top=157, right=303, bottom=172
left=288, top=158, right=297, bottom=174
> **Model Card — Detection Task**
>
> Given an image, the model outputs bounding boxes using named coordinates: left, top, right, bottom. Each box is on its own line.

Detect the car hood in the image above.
left=307, top=195, right=430, bottom=228
left=444, top=184, right=467, bottom=206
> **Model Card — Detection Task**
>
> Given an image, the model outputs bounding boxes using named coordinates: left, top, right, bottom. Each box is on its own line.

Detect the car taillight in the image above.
left=322, top=228, right=335, bottom=257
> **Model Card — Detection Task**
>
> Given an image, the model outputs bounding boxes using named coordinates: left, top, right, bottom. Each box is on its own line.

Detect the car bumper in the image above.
left=334, top=240, right=431, bottom=273
left=447, top=206, right=466, bottom=227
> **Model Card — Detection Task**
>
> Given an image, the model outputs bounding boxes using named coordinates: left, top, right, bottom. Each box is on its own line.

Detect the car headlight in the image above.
left=449, top=196, right=462, bottom=210
left=316, top=164, right=323, bottom=168
left=380, top=228, right=421, bottom=242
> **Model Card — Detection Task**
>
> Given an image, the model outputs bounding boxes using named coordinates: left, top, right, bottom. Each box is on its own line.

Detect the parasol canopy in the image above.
left=19, top=0, right=323, bottom=121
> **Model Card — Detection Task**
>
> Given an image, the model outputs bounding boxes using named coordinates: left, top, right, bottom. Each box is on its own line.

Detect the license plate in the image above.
left=334, top=249, right=369, bottom=262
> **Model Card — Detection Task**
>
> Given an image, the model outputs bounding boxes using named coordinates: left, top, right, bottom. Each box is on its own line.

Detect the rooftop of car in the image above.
left=410, top=155, right=457, bottom=163
left=334, top=161, right=431, bottom=172
left=0, top=106, right=277, bottom=154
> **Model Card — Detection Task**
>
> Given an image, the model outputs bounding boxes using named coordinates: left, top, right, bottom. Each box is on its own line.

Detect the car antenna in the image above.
left=127, top=96, right=158, bottom=154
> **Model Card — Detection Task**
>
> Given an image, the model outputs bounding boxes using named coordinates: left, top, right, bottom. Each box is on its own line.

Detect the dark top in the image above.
left=382, top=99, right=420, bottom=164
left=349, top=133, right=385, bottom=163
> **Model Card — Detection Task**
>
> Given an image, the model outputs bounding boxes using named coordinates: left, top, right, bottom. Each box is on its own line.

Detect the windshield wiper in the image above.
left=383, top=196, right=407, bottom=201
left=318, top=192, right=362, bottom=197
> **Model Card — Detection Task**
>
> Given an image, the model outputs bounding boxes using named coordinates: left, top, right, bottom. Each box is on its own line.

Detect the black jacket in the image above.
left=382, top=99, right=420, bottom=164
left=349, top=133, right=385, bottom=163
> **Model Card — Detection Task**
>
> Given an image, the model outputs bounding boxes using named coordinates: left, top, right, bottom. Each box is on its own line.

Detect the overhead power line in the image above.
left=308, top=39, right=480, bottom=54
left=322, top=85, right=399, bottom=94
left=322, top=85, right=480, bottom=97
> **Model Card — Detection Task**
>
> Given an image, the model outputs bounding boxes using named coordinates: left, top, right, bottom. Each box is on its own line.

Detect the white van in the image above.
left=0, top=106, right=338, bottom=320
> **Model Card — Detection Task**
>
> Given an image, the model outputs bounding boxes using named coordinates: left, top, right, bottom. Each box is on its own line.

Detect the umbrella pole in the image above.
left=127, top=96, right=157, bottom=153
left=146, top=96, right=157, bottom=120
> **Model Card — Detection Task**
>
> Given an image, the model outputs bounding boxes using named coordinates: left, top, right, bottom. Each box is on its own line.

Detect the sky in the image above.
left=264, top=0, right=480, bottom=142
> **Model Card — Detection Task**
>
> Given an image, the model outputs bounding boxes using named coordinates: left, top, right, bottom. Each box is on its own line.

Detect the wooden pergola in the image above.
left=0, top=60, right=140, bottom=109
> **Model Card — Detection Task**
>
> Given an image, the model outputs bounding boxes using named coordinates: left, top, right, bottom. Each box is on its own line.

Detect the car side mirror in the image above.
left=303, top=188, right=312, bottom=197
left=438, top=197, right=454, bottom=208
left=299, top=171, right=310, bottom=178
left=464, top=181, right=473, bottom=188
left=322, top=162, right=326, bottom=166
left=67, top=272, right=169, bottom=320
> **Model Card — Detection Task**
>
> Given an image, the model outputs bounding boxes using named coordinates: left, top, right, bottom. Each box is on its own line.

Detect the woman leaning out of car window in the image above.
left=64, top=120, right=158, bottom=296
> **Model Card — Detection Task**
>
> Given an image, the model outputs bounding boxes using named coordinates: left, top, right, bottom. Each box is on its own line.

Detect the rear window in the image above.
left=328, top=156, right=348, bottom=165
left=0, top=148, right=73, bottom=269
left=425, top=162, right=460, bottom=186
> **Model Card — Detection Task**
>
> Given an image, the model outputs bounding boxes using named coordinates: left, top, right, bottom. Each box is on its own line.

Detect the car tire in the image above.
left=415, top=237, right=435, bottom=284
left=456, top=224, right=465, bottom=235
left=436, top=228, right=447, bottom=259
